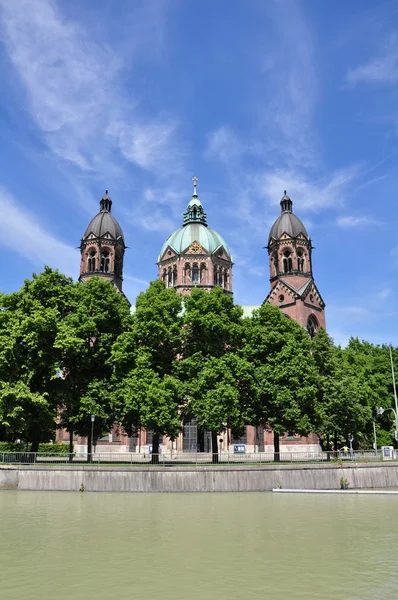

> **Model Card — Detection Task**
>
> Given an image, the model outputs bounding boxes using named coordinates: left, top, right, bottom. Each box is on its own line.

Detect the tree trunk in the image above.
left=198, top=429, right=205, bottom=453
left=326, top=434, right=331, bottom=461
left=68, top=429, right=73, bottom=463
left=30, top=426, right=41, bottom=460
left=211, top=430, right=219, bottom=464
left=273, top=431, right=280, bottom=462
left=151, top=433, right=160, bottom=464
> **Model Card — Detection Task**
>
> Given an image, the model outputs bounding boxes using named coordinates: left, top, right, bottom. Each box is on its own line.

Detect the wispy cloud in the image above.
left=0, top=186, right=78, bottom=275
left=0, top=0, right=184, bottom=183
left=256, top=0, right=318, bottom=168
left=205, top=2, right=362, bottom=247
left=336, top=215, right=381, bottom=228
left=346, top=34, right=398, bottom=86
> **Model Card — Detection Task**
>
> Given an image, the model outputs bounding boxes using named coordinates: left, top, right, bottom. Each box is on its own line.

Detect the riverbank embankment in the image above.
left=2, top=462, right=398, bottom=492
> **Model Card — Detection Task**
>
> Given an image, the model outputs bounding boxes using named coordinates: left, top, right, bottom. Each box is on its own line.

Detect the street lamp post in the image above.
left=373, top=420, right=378, bottom=457
left=348, top=433, right=354, bottom=460
left=88, top=415, right=95, bottom=464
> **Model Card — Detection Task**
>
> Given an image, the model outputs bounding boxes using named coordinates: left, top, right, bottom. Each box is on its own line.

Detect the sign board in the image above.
left=381, top=446, right=394, bottom=460
left=234, top=444, right=246, bottom=454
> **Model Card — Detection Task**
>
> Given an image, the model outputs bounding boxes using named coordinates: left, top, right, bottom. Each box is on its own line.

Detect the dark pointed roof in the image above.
left=83, top=191, right=124, bottom=242
left=268, top=191, right=308, bottom=242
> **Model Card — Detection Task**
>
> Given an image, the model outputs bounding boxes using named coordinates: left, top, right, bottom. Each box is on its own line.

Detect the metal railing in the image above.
left=0, top=449, right=383, bottom=466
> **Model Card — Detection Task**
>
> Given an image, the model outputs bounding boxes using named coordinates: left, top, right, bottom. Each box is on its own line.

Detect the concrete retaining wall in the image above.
left=2, top=463, right=398, bottom=493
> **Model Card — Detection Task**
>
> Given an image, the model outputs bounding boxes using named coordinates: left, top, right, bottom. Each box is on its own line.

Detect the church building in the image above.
left=58, top=179, right=324, bottom=454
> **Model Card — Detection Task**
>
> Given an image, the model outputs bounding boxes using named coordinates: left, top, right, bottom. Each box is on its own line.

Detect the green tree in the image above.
left=111, top=280, right=183, bottom=458
left=178, top=287, right=245, bottom=459
left=341, top=339, right=398, bottom=448
left=0, top=267, right=74, bottom=451
left=55, top=277, right=131, bottom=460
left=177, top=352, right=255, bottom=459
left=243, top=303, right=318, bottom=461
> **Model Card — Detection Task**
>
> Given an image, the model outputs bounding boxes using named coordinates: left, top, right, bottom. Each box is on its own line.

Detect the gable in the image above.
left=213, top=246, right=230, bottom=261
left=159, top=245, right=177, bottom=262
left=265, top=280, right=297, bottom=307
left=302, top=281, right=326, bottom=309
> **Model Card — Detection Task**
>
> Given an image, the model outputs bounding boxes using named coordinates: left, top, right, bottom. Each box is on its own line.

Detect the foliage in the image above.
left=0, top=442, right=71, bottom=454
left=242, top=303, right=319, bottom=457
left=111, top=281, right=182, bottom=455
left=2, top=270, right=398, bottom=456
left=55, top=277, right=131, bottom=443
left=177, top=288, right=247, bottom=455
left=0, top=267, right=75, bottom=451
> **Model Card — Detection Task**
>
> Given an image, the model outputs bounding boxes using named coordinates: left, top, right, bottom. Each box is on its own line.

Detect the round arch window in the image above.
left=310, top=294, right=314, bottom=302
left=279, top=294, right=285, bottom=303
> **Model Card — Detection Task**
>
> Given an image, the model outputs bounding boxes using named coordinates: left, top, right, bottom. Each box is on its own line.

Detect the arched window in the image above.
left=297, top=249, right=305, bottom=273
left=272, top=252, right=279, bottom=275
left=167, top=267, right=172, bottom=288
left=162, top=269, right=167, bottom=284
left=307, top=315, right=319, bottom=338
left=283, top=249, right=292, bottom=273
left=224, top=269, right=228, bottom=289
left=192, top=263, right=200, bottom=284
left=214, top=265, right=219, bottom=286
left=87, top=248, right=96, bottom=273
left=100, top=249, right=110, bottom=273
left=184, top=263, right=191, bottom=283
left=172, top=265, right=177, bottom=286
left=200, top=263, right=206, bottom=284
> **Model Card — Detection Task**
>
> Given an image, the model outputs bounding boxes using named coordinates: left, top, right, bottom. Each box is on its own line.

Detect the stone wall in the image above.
left=2, top=463, right=398, bottom=493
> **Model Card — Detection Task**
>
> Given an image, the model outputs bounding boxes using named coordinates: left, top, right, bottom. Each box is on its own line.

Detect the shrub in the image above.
left=0, top=442, right=72, bottom=454
left=340, top=476, right=349, bottom=490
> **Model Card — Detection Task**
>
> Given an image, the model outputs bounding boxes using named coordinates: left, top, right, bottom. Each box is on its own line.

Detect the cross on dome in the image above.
left=192, top=176, right=198, bottom=195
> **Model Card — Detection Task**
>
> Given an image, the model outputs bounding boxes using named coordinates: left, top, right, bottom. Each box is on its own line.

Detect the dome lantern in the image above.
left=268, top=191, right=308, bottom=243
left=157, top=178, right=233, bottom=294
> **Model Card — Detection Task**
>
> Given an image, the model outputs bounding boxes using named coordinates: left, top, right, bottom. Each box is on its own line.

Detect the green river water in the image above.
left=0, top=490, right=397, bottom=600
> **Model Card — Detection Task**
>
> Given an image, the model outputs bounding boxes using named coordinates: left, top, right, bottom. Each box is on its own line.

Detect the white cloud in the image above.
left=0, top=187, right=78, bottom=275
left=259, top=166, right=361, bottom=212
left=336, top=215, right=381, bottom=228
left=256, top=1, right=318, bottom=168
left=0, top=0, right=183, bottom=180
left=346, top=34, right=398, bottom=86
left=205, top=127, right=245, bottom=164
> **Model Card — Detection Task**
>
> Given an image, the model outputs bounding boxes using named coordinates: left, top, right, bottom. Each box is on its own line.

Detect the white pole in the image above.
left=373, top=420, right=377, bottom=457
left=389, top=345, right=398, bottom=435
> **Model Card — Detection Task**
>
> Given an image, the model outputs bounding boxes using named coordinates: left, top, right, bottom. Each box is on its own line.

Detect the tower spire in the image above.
left=184, top=177, right=207, bottom=226
left=192, top=176, right=198, bottom=196
left=280, top=190, right=292, bottom=213
left=100, top=189, right=112, bottom=212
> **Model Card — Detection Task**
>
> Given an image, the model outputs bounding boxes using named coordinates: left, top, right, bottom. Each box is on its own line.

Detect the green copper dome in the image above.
left=158, top=183, right=232, bottom=261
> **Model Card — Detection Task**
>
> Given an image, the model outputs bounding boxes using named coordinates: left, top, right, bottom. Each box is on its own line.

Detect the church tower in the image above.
left=157, top=178, right=233, bottom=294
left=79, top=191, right=125, bottom=291
left=265, top=191, right=325, bottom=334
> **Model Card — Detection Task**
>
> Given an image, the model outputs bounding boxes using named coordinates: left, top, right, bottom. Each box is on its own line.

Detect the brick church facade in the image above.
left=57, top=181, right=323, bottom=454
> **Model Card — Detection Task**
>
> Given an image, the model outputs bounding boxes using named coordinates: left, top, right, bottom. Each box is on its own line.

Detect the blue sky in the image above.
left=0, top=0, right=398, bottom=346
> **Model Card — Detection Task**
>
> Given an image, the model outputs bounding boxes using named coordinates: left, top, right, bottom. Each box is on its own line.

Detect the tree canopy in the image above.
left=1, top=270, right=397, bottom=456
